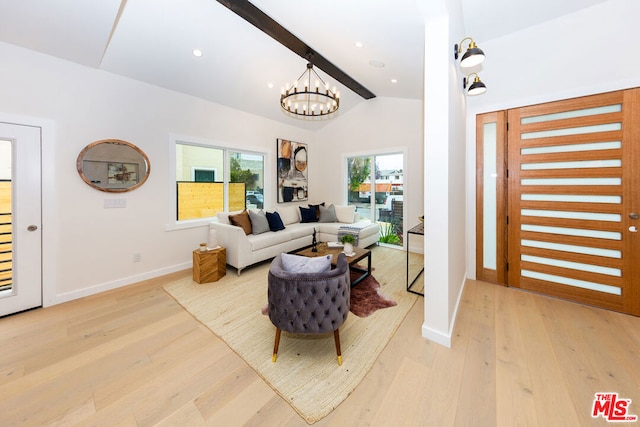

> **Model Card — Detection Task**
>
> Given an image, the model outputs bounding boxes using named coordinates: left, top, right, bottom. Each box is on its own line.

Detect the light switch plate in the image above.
left=104, top=199, right=126, bottom=209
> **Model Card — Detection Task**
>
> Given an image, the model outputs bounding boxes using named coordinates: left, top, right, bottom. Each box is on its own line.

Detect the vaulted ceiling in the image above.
left=0, top=0, right=610, bottom=128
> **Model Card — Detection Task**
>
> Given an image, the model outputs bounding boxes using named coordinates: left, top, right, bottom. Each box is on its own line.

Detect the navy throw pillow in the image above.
left=308, top=202, right=325, bottom=220
left=266, top=211, right=286, bottom=231
left=299, top=206, right=318, bottom=223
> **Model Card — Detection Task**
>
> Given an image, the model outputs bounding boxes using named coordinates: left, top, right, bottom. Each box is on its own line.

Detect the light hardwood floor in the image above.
left=0, top=247, right=638, bottom=426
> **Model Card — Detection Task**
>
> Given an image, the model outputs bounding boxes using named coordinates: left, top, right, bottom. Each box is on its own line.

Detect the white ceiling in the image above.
left=0, top=0, right=610, bottom=129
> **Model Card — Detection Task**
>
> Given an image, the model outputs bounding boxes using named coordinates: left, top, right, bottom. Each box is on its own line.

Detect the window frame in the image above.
left=167, top=134, right=267, bottom=231
left=342, top=148, right=408, bottom=248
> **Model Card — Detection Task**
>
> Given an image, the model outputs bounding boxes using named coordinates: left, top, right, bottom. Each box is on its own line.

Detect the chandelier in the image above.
left=280, top=63, right=340, bottom=118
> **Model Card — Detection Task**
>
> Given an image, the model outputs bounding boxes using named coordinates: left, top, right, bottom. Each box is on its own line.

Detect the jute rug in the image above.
left=163, top=259, right=417, bottom=424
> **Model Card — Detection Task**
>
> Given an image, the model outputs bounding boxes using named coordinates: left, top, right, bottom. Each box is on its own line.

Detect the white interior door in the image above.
left=0, top=122, right=42, bottom=316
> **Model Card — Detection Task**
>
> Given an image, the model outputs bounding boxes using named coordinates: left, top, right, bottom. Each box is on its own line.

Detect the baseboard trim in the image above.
left=421, top=275, right=467, bottom=349
left=422, top=325, right=451, bottom=348
left=49, top=261, right=192, bottom=306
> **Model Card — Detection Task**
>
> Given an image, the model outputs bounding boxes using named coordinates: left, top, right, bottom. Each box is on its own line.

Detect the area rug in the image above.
left=349, top=274, right=397, bottom=317
left=260, top=274, right=397, bottom=318
left=163, top=262, right=417, bottom=424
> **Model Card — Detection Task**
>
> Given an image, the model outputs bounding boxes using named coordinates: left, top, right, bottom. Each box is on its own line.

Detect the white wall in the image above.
left=420, top=0, right=467, bottom=348
left=314, top=96, right=424, bottom=253
left=0, top=41, right=315, bottom=305
left=464, top=0, right=640, bottom=278
left=0, top=40, right=425, bottom=307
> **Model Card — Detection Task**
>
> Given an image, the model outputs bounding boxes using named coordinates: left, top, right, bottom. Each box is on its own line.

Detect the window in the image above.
left=230, top=151, right=264, bottom=209
left=174, top=139, right=264, bottom=223
left=194, top=169, right=215, bottom=182
left=347, top=153, right=404, bottom=247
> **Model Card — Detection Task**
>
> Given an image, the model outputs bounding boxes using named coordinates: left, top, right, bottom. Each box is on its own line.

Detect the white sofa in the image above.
left=210, top=204, right=379, bottom=274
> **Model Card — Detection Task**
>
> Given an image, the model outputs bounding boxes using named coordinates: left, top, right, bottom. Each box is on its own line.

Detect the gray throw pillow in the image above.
left=249, top=210, right=270, bottom=235
left=318, top=204, right=338, bottom=223
left=281, top=253, right=333, bottom=273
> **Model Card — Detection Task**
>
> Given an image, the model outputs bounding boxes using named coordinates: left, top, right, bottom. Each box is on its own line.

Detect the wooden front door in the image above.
left=506, top=89, right=639, bottom=315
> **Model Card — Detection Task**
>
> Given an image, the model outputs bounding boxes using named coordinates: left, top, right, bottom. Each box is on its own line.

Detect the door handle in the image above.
left=27, top=225, right=38, bottom=231
left=630, top=213, right=639, bottom=220
left=630, top=226, right=638, bottom=233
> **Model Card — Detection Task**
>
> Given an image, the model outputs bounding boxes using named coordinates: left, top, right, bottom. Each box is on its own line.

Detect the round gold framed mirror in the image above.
left=77, top=139, right=150, bottom=192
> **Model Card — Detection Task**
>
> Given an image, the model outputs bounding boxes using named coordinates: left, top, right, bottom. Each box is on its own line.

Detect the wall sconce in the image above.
left=454, top=37, right=485, bottom=68
left=463, top=73, right=487, bottom=96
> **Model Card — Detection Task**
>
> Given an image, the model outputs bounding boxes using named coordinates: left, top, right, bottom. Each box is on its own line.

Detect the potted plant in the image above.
left=339, top=234, right=356, bottom=255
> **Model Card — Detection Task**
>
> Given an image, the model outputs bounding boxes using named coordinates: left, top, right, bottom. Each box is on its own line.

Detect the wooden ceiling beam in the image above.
left=216, top=0, right=376, bottom=100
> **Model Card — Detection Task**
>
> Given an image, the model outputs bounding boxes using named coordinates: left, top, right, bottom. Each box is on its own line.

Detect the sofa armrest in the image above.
left=210, top=221, right=251, bottom=271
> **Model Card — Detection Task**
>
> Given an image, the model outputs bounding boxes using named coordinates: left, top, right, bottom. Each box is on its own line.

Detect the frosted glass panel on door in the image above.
left=521, top=270, right=621, bottom=295
left=521, top=209, right=621, bottom=222
left=521, top=123, right=621, bottom=140
left=520, top=105, right=621, bottom=124
left=521, top=239, right=621, bottom=258
left=521, top=194, right=621, bottom=203
left=521, top=141, right=621, bottom=155
left=483, top=122, right=497, bottom=270
left=521, top=159, right=621, bottom=170
left=521, top=224, right=621, bottom=240
left=521, top=177, right=621, bottom=186
left=522, top=255, right=621, bottom=277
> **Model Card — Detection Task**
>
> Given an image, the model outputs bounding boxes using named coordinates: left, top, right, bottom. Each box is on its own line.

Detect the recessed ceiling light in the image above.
left=354, top=41, right=364, bottom=48
left=391, top=79, right=398, bottom=84
left=369, top=60, right=385, bottom=68
left=192, top=49, right=203, bottom=57
left=267, top=82, right=274, bottom=89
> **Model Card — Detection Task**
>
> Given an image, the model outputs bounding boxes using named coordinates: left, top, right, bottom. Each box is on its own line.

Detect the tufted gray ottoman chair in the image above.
left=267, top=253, right=350, bottom=365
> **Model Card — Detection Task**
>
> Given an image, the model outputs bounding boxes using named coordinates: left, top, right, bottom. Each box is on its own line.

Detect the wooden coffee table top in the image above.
left=295, top=243, right=370, bottom=266
left=294, top=243, right=372, bottom=287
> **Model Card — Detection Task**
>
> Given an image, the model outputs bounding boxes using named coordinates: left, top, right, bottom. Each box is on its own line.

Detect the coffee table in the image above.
left=294, top=242, right=372, bottom=287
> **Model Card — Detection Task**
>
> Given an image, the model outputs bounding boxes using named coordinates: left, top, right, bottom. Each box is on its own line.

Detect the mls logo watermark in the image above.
left=592, top=392, right=638, bottom=422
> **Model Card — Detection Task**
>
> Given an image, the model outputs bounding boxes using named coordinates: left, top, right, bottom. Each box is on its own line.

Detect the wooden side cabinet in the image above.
left=192, top=246, right=226, bottom=284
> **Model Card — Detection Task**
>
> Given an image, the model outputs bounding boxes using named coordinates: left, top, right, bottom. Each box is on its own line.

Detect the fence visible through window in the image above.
left=0, top=179, right=12, bottom=292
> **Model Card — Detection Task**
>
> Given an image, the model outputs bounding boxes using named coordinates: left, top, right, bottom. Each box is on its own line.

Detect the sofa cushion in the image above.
left=319, top=204, right=337, bottom=222
left=278, top=205, right=300, bottom=225
left=248, top=229, right=292, bottom=252
left=249, top=210, right=270, bottom=235
left=299, top=206, right=318, bottom=223
left=335, top=205, right=356, bottom=223
left=281, top=253, right=333, bottom=273
left=229, top=210, right=252, bottom=235
left=286, top=222, right=315, bottom=240
left=266, top=211, right=286, bottom=231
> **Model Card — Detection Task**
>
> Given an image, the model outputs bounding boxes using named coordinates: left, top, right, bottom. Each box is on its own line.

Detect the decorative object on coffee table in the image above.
left=311, top=228, right=318, bottom=252
left=340, top=233, right=356, bottom=256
